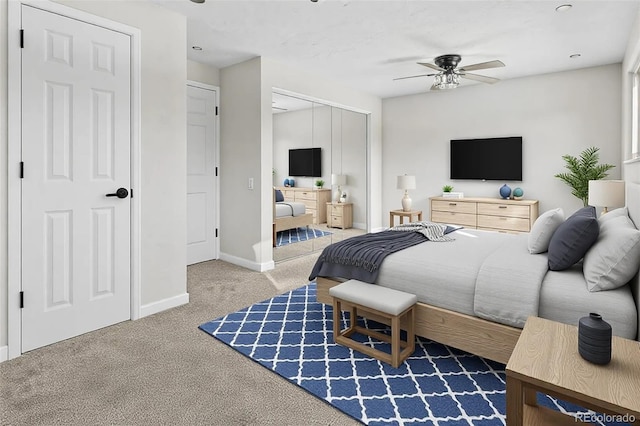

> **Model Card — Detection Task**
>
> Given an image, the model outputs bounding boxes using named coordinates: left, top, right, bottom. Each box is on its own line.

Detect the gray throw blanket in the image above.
left=309, top=222, right=456, bottom=284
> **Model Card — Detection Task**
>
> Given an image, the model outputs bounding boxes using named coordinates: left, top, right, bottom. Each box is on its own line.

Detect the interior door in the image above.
left=187, top=84, right=218, bottom=265
left=21, top=5, right=131, bottom=352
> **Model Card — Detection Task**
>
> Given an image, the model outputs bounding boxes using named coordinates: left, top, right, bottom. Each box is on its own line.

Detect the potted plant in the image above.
left=315, top=179, right=325, bottom=189
left=554, top=146, right=615, bottom=206
left=442, top=185, right=454, bottom=193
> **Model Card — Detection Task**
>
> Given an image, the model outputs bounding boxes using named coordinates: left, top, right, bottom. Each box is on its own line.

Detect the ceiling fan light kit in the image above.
left=395, top=54, right=505, bottom=91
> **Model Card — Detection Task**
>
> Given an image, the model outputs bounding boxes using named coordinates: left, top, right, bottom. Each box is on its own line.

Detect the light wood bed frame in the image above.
left=272, top=188, right=314, bottom=246
left=316, top=178, right=640, bottom=365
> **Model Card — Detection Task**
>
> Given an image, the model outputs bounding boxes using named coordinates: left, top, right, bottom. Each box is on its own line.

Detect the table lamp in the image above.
left=397, top=175, right=416, bottom=212
left=331, top=174, right=347, bottom=203
left=588, top=180, right=625, bottom=215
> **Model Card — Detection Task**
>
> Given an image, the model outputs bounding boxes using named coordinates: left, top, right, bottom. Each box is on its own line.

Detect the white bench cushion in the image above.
left=329, top=279, right=417, bottom=316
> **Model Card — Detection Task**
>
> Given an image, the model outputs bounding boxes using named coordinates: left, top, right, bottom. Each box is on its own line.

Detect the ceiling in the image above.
left=153, top=0, right=640, bottom=99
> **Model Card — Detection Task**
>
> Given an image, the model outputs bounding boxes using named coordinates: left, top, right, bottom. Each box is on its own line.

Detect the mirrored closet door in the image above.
left=272, top=91, right=368, bottom=262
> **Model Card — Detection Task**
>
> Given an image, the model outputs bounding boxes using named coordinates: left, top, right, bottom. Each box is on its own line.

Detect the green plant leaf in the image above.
left=554, top=146, right=615, bottom=206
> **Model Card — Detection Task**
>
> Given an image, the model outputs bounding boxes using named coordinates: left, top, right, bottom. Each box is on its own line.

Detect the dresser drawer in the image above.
left=296, top=190, right=317, bottom=201
left=432, top=200, right=477, bottom=214
left=329, top=215, right=344, bottom=228
left=478, top=202, right=530, bottom=218
left=327, top=204, right=344, bottom=217
left=299, top=199, right=317, bottom=210
left=477, top=215, right=530, bottom=232
left=431, top=211, right=477, bottom=227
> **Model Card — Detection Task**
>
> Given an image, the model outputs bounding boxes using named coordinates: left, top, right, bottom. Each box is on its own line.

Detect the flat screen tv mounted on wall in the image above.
left=450, top=136, right=523, bottom=181
left=289, top=147, right=322, bottom=177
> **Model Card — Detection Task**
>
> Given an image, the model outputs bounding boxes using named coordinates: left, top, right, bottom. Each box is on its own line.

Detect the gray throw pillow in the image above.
left=547, top=206, right=599, bottom=271
left=275, top=189, right=284, bottom=202
left=528, top=208, right=564, bottom=254
left=584, top=213, right=640, bottom=291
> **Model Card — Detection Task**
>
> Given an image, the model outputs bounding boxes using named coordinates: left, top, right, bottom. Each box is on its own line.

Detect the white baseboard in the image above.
left=371, top=226, right=387, bottom=233
left=220, top=252, right=275, bottom=272
left=0, top=345, right=8, bottom=363
left=140, top=293, right=189, bottom=318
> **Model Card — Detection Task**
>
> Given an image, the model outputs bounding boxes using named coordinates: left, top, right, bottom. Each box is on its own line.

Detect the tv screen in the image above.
left=450, top=137, right=522, bottom=181
left=289, top=147, right=322, bottom=177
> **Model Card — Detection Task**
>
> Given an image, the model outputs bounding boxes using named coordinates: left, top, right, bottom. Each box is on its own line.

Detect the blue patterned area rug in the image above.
left=199, top=283, right=627, bottom=426
left=276, top=227, right=332, bottom=247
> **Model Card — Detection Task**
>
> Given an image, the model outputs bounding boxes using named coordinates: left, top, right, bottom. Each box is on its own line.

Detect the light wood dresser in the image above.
left=277, top=187, right=332, bottom=224
left=429, top=196, right=539, bottom=233
left=326, top=202, right=353, bottom=229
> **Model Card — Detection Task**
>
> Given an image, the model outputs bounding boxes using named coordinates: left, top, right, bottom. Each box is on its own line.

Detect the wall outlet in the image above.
left=248, top=178, right=254, bottom=190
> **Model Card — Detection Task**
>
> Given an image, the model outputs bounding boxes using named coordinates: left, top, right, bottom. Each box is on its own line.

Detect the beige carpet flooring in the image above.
left=0, top=254, right=359, bottom=425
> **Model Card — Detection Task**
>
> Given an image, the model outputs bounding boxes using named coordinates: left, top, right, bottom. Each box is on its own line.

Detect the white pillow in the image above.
left=528, top=208, right=564, bottom=254
left=584, top=214, right=640, bottom=292
left=598, top=206, right=628, bottom=225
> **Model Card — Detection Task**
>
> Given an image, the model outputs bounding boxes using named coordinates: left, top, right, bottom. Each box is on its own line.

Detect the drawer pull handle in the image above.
left=498, top=205, right=507, bottom=209
left=449, top=203, right=457, bottom=206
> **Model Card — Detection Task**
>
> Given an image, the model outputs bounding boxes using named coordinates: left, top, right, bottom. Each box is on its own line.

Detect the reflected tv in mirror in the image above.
left=450, top=137, right=522, bottom=181
left=289, top=147, right=322, bottom=177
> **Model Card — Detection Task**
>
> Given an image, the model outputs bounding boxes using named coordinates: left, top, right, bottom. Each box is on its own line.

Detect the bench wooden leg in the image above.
left=332, top=298, right=416, bottom=368
left=391, top=314, right=401, bottom=368
left=332, top=298, right=341, bottom=342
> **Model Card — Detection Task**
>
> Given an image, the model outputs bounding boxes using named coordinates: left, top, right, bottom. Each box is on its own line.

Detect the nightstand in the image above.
left=389, top=209, right=423, bottom=228
left=327, top=202, right=353, bottom=229
left=506, top=317, right=640, bottom=425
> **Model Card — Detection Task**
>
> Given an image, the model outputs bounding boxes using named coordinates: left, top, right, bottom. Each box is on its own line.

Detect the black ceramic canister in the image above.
left=578, top=313, right=612, bottom=365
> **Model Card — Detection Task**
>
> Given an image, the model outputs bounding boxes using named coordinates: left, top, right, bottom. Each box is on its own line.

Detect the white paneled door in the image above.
left=21, top=5, right=131, bottom=352
left=187, top=84, right=218, bottom=265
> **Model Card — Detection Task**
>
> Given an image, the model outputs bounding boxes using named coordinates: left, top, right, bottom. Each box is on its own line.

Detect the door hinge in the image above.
left=215, top=228, right=218, bottom=238
left=215, top=167, right=218, bottom=177
left=20, top=162, right=24, bottom=178
left=215, top=106, right=218, bottom=116
left=20, top=291, right=24, bottom=309
left=20, top=29, right=24, bottom=48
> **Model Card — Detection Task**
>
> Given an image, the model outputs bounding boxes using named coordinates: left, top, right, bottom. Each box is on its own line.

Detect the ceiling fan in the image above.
left=394, top=54, right=505, bottom=90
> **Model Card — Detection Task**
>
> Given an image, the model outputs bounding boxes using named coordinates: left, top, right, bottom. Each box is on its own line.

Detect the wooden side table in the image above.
left=389, top=209, right=423, bottom=228
left=327, top=202, right=353, bottom=229
left=506, top=316, right=640, bottom=425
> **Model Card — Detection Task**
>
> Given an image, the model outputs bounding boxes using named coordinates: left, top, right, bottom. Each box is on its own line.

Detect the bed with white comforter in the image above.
left=374, top=228, right=637, bottom=339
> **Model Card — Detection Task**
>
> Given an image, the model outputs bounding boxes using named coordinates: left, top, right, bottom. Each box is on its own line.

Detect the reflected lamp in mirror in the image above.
left=588, top=180, right=625, bottom=215
left=332, top=174, right=347, bottom=203
left=397, top=175, right=416, bottom=212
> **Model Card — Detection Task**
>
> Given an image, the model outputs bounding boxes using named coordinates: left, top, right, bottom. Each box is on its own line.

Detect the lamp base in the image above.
left=401, top=193, right=412, bottom=212
left=334, top=186, right=342, bottom=203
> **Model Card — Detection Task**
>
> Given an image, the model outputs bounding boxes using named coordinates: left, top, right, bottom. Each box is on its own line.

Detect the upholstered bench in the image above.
left=329, top=279, right=417, bottom=368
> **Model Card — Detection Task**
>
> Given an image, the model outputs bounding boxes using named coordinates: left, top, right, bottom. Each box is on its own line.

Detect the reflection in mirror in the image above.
left=272, top=91, right=367, bottom=263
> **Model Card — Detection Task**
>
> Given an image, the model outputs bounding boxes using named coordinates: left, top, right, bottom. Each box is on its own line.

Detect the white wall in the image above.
left=273, top=107, right=318, bottom=188
left=382, top=64, right=622, bottom=218
left=219, top=58, right=267, bottom=269
left=188, top=60, right=220, bottom=86
left=0, top=0, right=188, bottom=355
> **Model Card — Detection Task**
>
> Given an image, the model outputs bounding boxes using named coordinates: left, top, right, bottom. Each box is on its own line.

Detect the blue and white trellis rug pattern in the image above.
left=199, top=283, right=628, bottom=426
left=276, top=227, right=332, bottom=247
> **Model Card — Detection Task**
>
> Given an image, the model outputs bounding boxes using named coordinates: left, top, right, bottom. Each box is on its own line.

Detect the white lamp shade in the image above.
left=397, top=175, right=416, bottom=190
left=588, top=180, right=625, bottom=208
left=331, top=174, right=347, bottom=186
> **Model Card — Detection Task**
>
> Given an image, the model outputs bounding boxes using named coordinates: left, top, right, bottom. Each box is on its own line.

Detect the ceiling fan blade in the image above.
left=417, top=62, right=445, bottom=72
left=460, top=72, right=500, bottom=84
left=393, top=73, right=437, bottom=81
left=459, top=60, right=505, bottom=72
